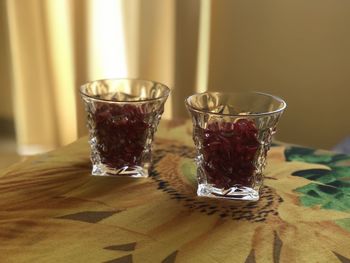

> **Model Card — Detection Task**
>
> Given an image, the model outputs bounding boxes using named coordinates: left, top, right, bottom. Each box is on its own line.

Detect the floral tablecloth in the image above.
left=0, top=120, right=349, bottom=263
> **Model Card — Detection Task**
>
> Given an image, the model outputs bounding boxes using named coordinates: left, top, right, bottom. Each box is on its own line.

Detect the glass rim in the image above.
left=79, top=78, right=171, bottom=103
left=185, top=91, right=287, bottom=117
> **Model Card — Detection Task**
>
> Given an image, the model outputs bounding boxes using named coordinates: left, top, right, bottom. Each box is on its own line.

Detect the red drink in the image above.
left=198, top=119, right=260, bottom=189
left=93, top=103, right=150, bottom=168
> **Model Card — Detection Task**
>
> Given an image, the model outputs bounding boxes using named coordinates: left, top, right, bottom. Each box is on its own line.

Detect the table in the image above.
left=1, top=120, right=350, bottom=263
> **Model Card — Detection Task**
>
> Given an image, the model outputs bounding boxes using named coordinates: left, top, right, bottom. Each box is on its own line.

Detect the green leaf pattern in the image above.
left=285, top=146, right=350, bottom=230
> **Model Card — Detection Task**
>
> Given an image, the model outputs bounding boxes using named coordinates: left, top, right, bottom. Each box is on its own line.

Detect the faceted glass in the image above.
left=80, top=79, right=170, bottom=177
left=185, top=92, right=286, bottom=201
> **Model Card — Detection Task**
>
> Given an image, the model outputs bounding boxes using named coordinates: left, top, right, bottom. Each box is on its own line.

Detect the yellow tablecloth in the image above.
left=0, top=120, right=350, bottom=263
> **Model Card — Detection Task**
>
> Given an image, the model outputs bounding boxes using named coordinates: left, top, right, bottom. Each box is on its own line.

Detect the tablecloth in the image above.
left=0, top=120, right=349, bottom=263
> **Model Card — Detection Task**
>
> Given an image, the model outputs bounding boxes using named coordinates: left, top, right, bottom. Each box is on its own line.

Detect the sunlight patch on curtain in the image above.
left=44, top=0, right=77, bottom=146
left=88, top=0, right=128, bottom=79
left=196, top=0, right=211, bottom=93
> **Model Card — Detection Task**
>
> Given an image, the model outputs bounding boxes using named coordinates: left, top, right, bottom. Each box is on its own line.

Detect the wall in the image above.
left=208, top=0, right=350, bottom=149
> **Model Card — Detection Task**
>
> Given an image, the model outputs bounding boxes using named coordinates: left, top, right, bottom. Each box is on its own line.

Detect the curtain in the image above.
left=5, top=0, right=207, bottom=154
left=7, top=0, right=80, bottom=154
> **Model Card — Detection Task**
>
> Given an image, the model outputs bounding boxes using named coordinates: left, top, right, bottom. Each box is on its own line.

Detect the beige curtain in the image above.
left=0, top=0, right=13, bottom=122
left=7, top=0, right=348, bottom=151
left=5, top=0, right=204, bottom=154
left=7, top=0, right=80, bottom=154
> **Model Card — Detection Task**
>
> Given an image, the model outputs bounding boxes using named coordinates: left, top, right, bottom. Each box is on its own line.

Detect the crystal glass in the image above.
left=185, top=92, right=286, bottom=201
left=80, top=79, right=170, bottom=177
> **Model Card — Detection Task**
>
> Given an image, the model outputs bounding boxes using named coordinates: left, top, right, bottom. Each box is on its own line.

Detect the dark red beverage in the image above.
left=198, top=119, right=260, bottom=189
left=93, top=103, right=150, bottom=168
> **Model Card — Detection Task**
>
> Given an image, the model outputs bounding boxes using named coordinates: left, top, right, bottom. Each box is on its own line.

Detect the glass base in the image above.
left=92, top=163, right=149, bottom=177
left=197, top=183, right=259, bottom=201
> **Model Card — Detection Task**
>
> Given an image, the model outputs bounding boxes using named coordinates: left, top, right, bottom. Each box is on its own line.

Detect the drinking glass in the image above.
left=185, top=92, right=286, bottom=200
left=80, top=79, right=170, bottom=177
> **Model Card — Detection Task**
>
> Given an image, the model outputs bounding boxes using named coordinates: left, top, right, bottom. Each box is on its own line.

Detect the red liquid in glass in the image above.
left=198, top=119, right=260, bottom=189
left=93, top=103, right=150, bottom=168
